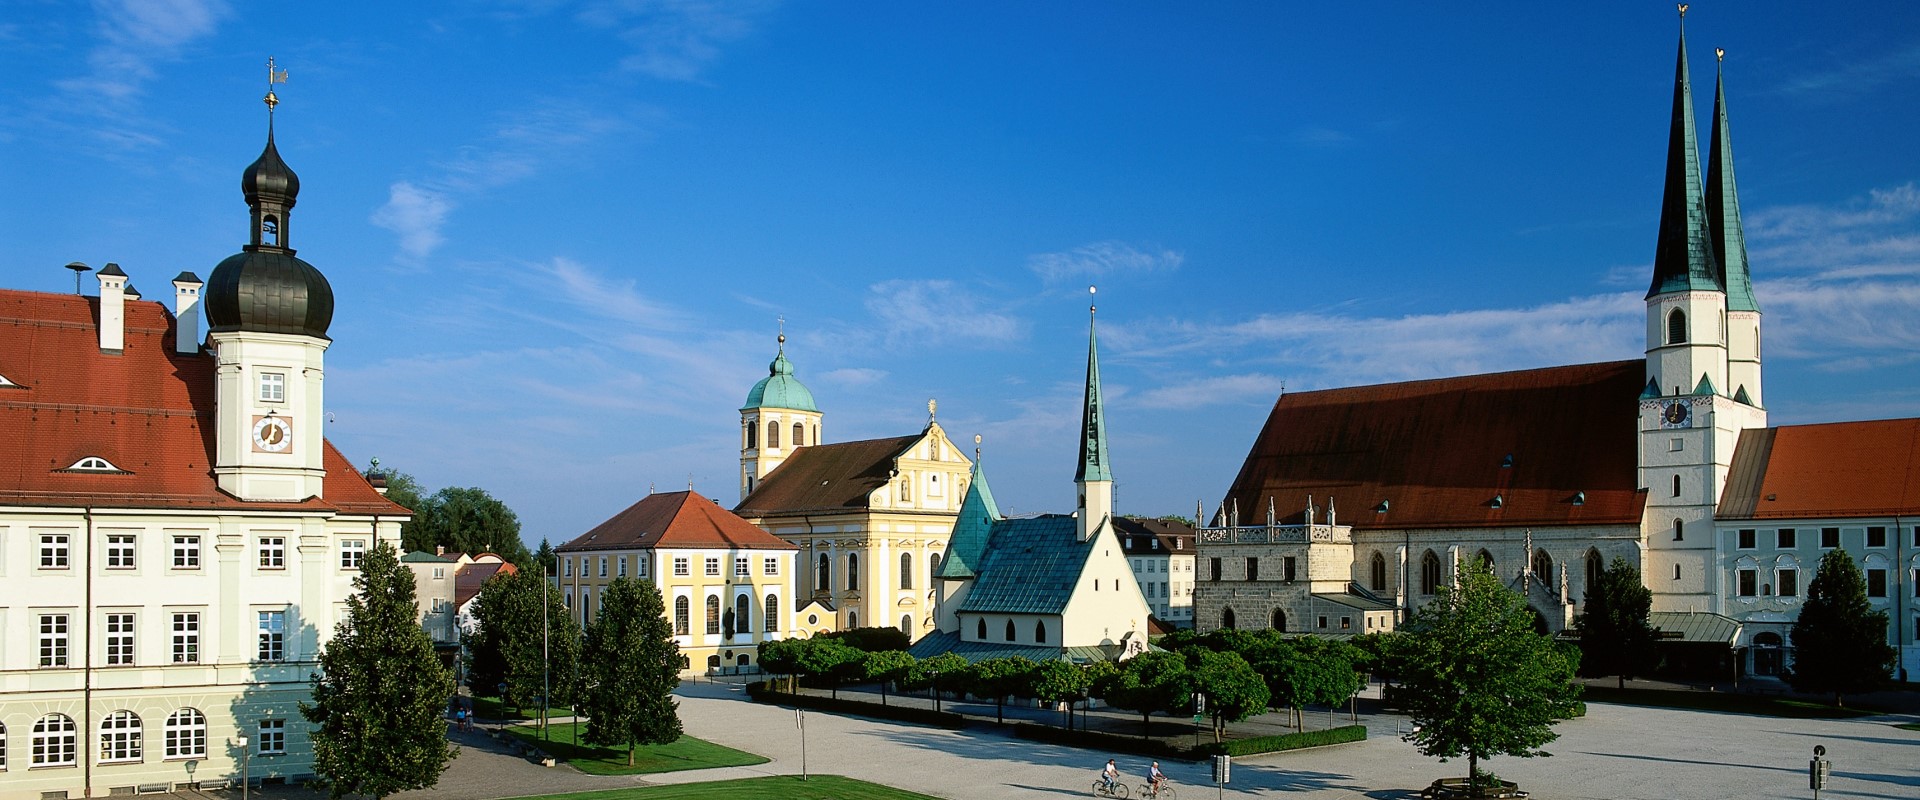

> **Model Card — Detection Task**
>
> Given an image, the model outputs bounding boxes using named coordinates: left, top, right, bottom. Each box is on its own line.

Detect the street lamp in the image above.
left=233, top=736, right=250, bottom=800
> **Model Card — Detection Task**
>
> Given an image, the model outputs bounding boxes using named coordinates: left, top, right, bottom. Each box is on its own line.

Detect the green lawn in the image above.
left=505, top=721, right=768, bottom=776
left=1581, top=686, right=1875, bottom=719
left=1894, top=722, right=1920, bottom=732
left=471, top=694, right=536, bottom=723
left=508, top=776, right=939, bottom=800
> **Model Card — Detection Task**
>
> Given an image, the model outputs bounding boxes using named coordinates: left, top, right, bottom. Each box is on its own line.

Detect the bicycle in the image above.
left=1090, top=777, right=1130, bottom=798
left=1137, top=780, right=1176, bottom=800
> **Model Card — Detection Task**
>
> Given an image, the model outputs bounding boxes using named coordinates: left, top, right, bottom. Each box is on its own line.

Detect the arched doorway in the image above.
left=1270, top=608, right=1287, bottom=632
left=1751, top=631, right=1784, bottom=677
left=1221, top=606, right=1237, bottom=630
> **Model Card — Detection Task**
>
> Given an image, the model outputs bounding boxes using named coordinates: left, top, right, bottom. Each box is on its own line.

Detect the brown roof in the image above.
left=1116, top=516, right=1195, bottom=554
left=562, top=489, right=797, bottom=552
left=1718, top=418, right=1920, bottom=520
left=733, top=434, right=921, bottom=517
left=1221, top=360, right=1648, bottom=530
left=0, top=288, right=408, bottom=515
left=455, top=560, right=518, bottom=608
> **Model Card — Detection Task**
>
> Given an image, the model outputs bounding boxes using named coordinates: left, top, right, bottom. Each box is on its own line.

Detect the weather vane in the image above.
left=1715, top=47, right=1725, bottom=62
left=928, top=398, right=937, bottom=423
left=1088, top=284, right=1097, bottom=315
left=264, top=56, right=288, bottom=113
left=1677, top=4, right=1687, bottom=18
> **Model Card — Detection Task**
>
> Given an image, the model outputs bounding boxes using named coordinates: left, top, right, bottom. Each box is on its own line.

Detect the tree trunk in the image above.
left=996, top=695, right=1005, bottom=724
left=1617, top=674, right=1624, bottom=690
left=881, top=682, right=889, bottom=706
left=1468, top=752, right=1479, bottom=797
left=627, top=743, right=636, bottom=767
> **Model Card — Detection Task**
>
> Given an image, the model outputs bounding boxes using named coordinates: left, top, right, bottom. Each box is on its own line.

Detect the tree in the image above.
left=758, top=638, right=807, bottom=693
left=580, top=578, right=682, bottom=765
left=464, top=569, right=582, bottom=721
left=405, top=486, right=532, bottom=565
left=301, top=542, right=456, bottom=798
left=1787, top=549, right=1897, bottom=706
left=819, top=626, right=912, bottom=653
left=966, top=656, right=1038, bottom=724
left=1097, top=651, right=1191, bottom=737
left=792, top=637, right=864, bottom=699
left=533, top=538, right=557, bottom=574
left=903, top=651, right=967, bottom=709
left=1184, top=648, right=1270, bottom=742
left=1574, top=557, right=1658, bottom=689
left=1255, top=637, right=1364, bottom=730
left=1398, top=558, right=1582, bottom=797
left=376, top=468, right=426, bottom=518
left=1029, top=659, right=1095, bottom=729
left=861, top=650, right=917, bottom=706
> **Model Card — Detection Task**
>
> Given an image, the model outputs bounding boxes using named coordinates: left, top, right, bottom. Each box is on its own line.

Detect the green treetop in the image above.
left=1788, top=549, right=1896, bottom=706
left=1575, top=557, right=1658, bottom=689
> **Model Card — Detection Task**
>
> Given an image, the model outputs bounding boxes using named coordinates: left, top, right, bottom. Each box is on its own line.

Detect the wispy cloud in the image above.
left=1776, top=42, right=1920, bottom=99
left=369, top=182, right=452, bottom=260
left=485, top=0, right=777, bottom=82
left=1028, top=241, right=1184, bottom=283
left=1289, top=126, right=1353, bottom=146
left=41, top=0, right=229, bottom=150
left=1132, top=373, right=1288, bottom=410
left=864, top=279, right=1025, bottom=347
left=1742, top=183, right=1920, bottom=364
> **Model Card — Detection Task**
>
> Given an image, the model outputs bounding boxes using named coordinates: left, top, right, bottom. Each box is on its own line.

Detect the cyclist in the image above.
left=1101, top=759, right=1121, bottom=793
left=1147, top=761, right=1167, bottom=796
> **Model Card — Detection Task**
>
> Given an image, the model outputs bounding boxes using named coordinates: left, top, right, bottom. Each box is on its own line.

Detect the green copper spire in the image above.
left=1647, top=14, right=1723, bottom=299
left=1707, top=50, right=1759, bottom=313
left=1076, top=288, right=1112, bottom=483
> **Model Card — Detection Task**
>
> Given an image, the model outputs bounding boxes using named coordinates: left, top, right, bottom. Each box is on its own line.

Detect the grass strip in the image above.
left=504, top=721, right=769, bottom=776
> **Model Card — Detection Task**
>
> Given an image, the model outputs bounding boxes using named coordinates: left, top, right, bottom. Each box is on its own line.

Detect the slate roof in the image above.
left=562, top=489, right=797, bottom=552
left=734, top=434, right=921, bottom=516
left=956, top=514, right=1098, bottom=615
left=1220, top=360, right=1649, bottom=531
left=1116, top=516, right=1193, bottom=555
left=1717, top=418, right=1920, bottom=520
left=0, top=288, right=408, bottom=515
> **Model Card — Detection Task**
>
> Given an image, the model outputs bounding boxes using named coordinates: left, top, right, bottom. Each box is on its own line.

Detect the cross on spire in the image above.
left=264, top=56, right=288, bottom=114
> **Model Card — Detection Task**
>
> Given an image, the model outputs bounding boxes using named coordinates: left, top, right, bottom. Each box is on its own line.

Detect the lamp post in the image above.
left=233, top=736, right=250, bottom=800
left=930, top=670, right=941, bottom=714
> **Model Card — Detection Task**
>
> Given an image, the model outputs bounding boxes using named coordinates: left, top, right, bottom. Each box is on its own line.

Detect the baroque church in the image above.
left=1194, top=16, right=1919, bottom=683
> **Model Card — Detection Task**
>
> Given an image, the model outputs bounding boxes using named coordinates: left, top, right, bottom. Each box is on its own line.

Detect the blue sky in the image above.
left=5, top=2, right=1919, bottom=550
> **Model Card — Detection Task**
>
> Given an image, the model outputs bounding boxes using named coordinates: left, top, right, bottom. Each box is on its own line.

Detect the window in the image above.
left=259, top=372, right=285, bottom=402
left=1667, top=308, right=1687, bottom=344
left=673, top=597, right=689, bottom=635
left=1271, top=609, right=1287, bottom=631
left=163, top=709, right=206, bottom=759
left=1222, top=607, right=1237, bottom=629
left=705, top=595, right=721, bottom=635
left=172, top=613, right=200, bottom=663
left=744, top=421, right=757, bottom=449
left=257, top=610, right=286, bottom=661
left=1422, top=551, right=1442, bottom=595
left=40, top=533, right=70, bottom=569
left=1737, top=568, right=1757, bottom=597
left=599, top=556, right=608, bottom=578
left=900, top=553, right=914, bottom=589
left=172, top=535, right=201, bottom=568
left=764, top=594, right=779, bottom=632
left=674, top=557, right=689, bottom=576
left=764, top=557, right=779, bottom=575
left=565, top=558, right=573, bottom=577
left=1035, top=619, right=1047, bottom=643
left=259, top=536, right=285, bottom=569
left=617, top=556, right=627, bottom=577
left=1004, top=619, right=1016, bottom=642
left=1317, top=615, right=1328, bottom=629
left=1777, top=569, right=1798, bottom=597
left=1867, top=526, right=1887, bottom=548
left=815, top=553, right=830, bottom=591
left=793, top=422, right=805, bottom=447
left=734, top=595, right=751, bottom=634
left=32, top=714, right=76, bottom=767
left=1208, top=557, right=1222, bottom=582
left=257, top=719, right=286, bottom=755
left=99, top=711, right=142, bottom=763
left=340, top=539, right=366, bottom=570
left=1369, top=553, right=1387, bottom=591
left=106, top=612, right=135, bottom=665
left=899, top=614, right=912, bottom=633
left=1283, top=556, right=1297, bottom=582
left=735, top=557, right=749, bottom=578
left=705, top=557, right=721, bottom=577
left=39, top=614, right=69, bottom=667
left=1672, top=519, right=1684, bottom=542
left=767, top=421, right=781, bottom=449
left=1532, top=549, right=1553, bottom=581
left=1777, top=528, right=1796, bottom=549
left=1821, top=527, right=1840, bottom=548
left=930, top=552, right=941, bottom=577
left=1669, top=438, right=1683, bottom=452
left=847, top=553, right=860, bottom=589
left=67, top=456, right=121, bottom=471
left=1737, top=529, right=1756, bottom=549
left=1867, top=569, right=1887, bottom=598
left=1245, top=557, right=1259, bottom=581
left=434, top=566, right=446, bottom=579
left=976, top=618, right=987, bottom=639
left=107, top=534, right=137, bottom=568
left=1341, top=616, right=1352, bottom=630
left=1672, top=475, right=1681, bottom=497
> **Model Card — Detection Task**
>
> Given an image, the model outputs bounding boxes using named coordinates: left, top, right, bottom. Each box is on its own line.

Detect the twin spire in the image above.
left=1647, top=8, right=1754, bottom=307
left=1077, top=286, right=1112, bottom=484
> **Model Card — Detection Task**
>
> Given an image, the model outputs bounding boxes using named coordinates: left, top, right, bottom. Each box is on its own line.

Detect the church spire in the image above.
left=1076, top=286, right=1112, bottom=483
left=1646, top=6, right=1722, bottom=299
left=1707, top=48, right=1758, bottom=313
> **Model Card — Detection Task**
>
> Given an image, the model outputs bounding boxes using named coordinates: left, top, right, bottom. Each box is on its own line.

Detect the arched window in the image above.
left=847, top=553, right=860, bottom=589
left=705, top=595, right=721, bottom=635
left=900, top=614, right=912, bottom=634
left=976, top=618, right=987, bottom=640
left=744, top=421, right=756, bottom=449
left=581, top=590, right=592, bottom=623
left=163, top=708, right=206, bottom=759
left=764, top=594, right=780, bottom=632
left=767, top=421, right=780, bottom=449
left=900, top=553, right=914, bottom=589
left=1667, top=308, right=1688, bottom=344
left=99, top=711, right=142, bottom=762
left=707, top=654, right=721, bottom=669
left=793, top=422, right=805, bottom=447
left=1673, top=519, right=1684, bottom=541
left=1003, top=619, right=1018, bottom=641
left=1533, top=549, right=1553, bottom=582
left=1369, top=552, right=1387, bottom=591
left=1477, top=550, right=1495, bottom=574
left=930, top=552, right=941, bottom=577
left=1221, top=606, right=1237, bottom=629
left=847, top=610, right=858, bottom=628
left=1270, top=609, right=1287, bottom=632
left=1585, top=549, right=1604, bottom=590
left=674, top=597, right=689, bottom=635
left=1421, top=550, right=1441, bottom=595
left=32, top=714, right=76, bottom=767
left=738, top=654, right=751, bottom=666
left=734, top=595, right=752, bottom=634
left=816, top=553, right=829, bottom=592
left=1035, top=619, right=1048, bottom=643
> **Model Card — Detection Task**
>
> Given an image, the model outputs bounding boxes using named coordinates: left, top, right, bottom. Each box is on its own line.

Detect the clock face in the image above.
left=252, top=415, right=293, bottom=453
left=1661, top=400, right=1691, bottom=428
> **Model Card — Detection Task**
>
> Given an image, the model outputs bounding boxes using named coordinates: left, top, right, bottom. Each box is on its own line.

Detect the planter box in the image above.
left=1421, top=777, right=1528, bottom=799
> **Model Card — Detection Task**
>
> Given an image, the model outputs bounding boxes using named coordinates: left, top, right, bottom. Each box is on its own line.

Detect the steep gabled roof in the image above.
left=0, top=288, right=406, bottom=514
left=734, top=433, right=921, bottom=516
left=957, top=515, right=1096, bottom=615
left=1718, top=418, right=1920, bottom=520
left=936, top=460, right=1000, bottom=580
left=1647, top=21, right=1723, bottom=299
left=1220, top=361, right=1649, bottom=530
left=1707, top=55, right=1758, bottom=313
left=563, top=489, right=797, bottom=552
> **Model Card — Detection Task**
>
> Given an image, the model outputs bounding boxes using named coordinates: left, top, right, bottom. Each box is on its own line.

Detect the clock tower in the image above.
left=206, top=82, right=334, bottom=502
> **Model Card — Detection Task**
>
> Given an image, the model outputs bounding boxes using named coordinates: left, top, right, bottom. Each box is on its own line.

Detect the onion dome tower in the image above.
left=739, top=328, right=824, bottom=502
left=208, top=59, right=333, bottom=502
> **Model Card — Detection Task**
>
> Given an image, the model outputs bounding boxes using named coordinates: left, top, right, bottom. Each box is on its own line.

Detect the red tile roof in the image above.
left=560, top=489, right=797, bottom=552
left=1719, top=418, right=1920, bottom=520
left=1221, top=361, right=1648, bottom=530
left=455, top=560, right=518, bottom=609
left=0, top=288, right=408, bottom=515
left=733, top=434, right=921, bottom=517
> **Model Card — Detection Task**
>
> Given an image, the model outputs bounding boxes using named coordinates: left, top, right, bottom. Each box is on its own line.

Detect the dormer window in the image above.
left=0, top=372, right=19, bottom=388
left=64, top=456, right=125, bottom=473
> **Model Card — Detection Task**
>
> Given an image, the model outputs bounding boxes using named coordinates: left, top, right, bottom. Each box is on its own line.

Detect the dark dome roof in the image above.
left=205, top=250, right=334, bottom=338
left=242, top=130, right=300, bottom=206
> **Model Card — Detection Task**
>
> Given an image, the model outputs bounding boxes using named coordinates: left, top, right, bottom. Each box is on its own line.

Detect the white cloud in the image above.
left=583, top=0, right=775, bottom=81
left=41, top=0, right=228, bottom=149
left=864, top=279, right=1025, bottom=346
left=534, top=257, right=687, bottom=330
left=1028, top=241, right=1185, bottom=283
left=369, top=182, right=453, bottom=261
left=1132, top=373, right=1289, bottom=410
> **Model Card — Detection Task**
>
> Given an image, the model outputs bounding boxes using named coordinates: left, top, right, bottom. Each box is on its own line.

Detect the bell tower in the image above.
left=739, top=328, right=823, bottom=502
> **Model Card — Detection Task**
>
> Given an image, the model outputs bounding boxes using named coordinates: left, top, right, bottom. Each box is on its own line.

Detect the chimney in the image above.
left=172, top=272, right=203, bottom=354
left=436, top=545, right=445, bottom=556
left=97, top=263, right=127, bottom=354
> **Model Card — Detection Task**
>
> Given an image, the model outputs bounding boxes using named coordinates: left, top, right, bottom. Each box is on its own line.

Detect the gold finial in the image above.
left=1088, top=284, right=1097, bottom=314
left=1677, top=3, right=1688, bottom=18
left=776, top=315, right=786, bottom=348
left=973, top=433, right=982, bottom=461
left=263, top=56, right=288, bottom=113
left=928, top=398, right=937, bottom=421
left=1715, top=47, right=1725, bottom=62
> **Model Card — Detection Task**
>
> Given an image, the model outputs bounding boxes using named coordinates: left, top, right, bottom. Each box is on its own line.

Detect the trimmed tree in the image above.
left=1252, top=636, right=1362, bottom=730
left=581, top=578, right=682, bottom=765
left=1787, top=549, right=1897, bottom=706
left=758, top=637, right=806, bottom=693
left=793, top=637, right=864, bottom=699
left=1029, top=659, right=1095, bottom=729
left=1575, top=557, right=1658, bottom=689
left=1399, top=558, right=1582, bottom=797
left=904, top=651, right=968, bottom=709
left=861, top=650, right=917, bottom=706
left=966, top=656, right=1038, bottom=724
left=1184, top=648, right=1270, bottom=742
left=1097, top=651, right=1191, bottom=737
left=301, top=542, right=457, bottom=798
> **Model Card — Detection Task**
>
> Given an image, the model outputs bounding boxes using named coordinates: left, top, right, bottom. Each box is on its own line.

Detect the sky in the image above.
left=5, top=2, right=1920, bottom=551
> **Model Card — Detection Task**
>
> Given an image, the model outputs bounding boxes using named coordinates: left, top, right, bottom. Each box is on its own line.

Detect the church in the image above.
left=1194, top=17, right=1919, bottom=683
left=0, top=89, right=407, bottom=799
